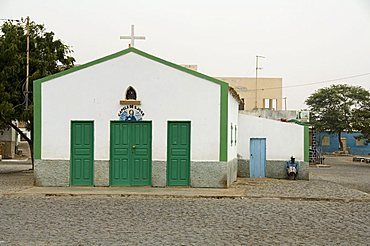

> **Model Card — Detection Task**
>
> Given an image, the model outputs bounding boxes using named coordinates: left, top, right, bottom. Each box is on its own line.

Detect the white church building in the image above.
left=33, top=47, right=308, bottom=188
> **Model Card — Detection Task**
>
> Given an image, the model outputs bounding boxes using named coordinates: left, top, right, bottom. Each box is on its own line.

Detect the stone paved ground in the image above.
left=0, top=196, right=369, bottom=245
left=1, top=158, right=370, bottom=245
left=310, top=156, right=370, bottom=193
left=0, top=161, right=33, bottom=194
left=234, top=178, right=370, bottom=201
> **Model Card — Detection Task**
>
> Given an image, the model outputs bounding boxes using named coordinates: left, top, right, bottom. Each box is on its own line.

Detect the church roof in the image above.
left=35, top=47, right=229, bottom=89
left=33, top=47, right=233, bottom=162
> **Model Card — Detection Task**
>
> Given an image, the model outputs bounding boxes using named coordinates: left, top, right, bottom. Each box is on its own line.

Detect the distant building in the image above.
left=318, top=132, right=370, bottom=156
left=216, top=77, right=282, bottom=111
left=0, top=128, right=16, bottom=159
left=180, top=64, right=198, bottom=71
left=180, top=65, right=283, bottom=111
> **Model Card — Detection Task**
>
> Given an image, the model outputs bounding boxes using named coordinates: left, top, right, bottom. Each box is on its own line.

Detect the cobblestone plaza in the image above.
left=0, top=196, right=369, bottom=245
left=0, top=157, right=369, bottom=245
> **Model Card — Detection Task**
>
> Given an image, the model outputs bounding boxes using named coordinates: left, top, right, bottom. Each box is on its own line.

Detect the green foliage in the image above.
left=352, top=100, right=370, bottom=142
left=0, top=19, right=75, bottom=132
left=306, top=84, right=370, bottom=149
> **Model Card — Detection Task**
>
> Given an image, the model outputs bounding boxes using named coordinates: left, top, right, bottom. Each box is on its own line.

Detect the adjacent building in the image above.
left=216, top=77, right=283, bottom=111
left=318, top=132, right=370, bottom=156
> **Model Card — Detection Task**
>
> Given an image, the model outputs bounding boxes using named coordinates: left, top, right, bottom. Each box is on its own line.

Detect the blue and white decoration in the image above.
left=118, top=105, right=145, bottom=121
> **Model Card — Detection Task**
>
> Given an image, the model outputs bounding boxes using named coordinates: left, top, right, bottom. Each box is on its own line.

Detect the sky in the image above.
left=1, top=0, right=370, bottom=110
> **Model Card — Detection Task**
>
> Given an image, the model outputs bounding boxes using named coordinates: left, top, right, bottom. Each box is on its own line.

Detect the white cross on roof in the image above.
left=120, top=25, right=146, bottom=47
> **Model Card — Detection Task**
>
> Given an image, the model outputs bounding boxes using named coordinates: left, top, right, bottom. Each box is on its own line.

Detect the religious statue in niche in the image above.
left=118, top=86, right=144, bottom=121
left=120, top=86, right=141, bottom=105
left=126, top=86, right=137, bottom=100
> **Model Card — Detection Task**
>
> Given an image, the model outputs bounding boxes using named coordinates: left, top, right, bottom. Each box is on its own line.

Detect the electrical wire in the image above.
left=246, top=72, right=370, bottom=92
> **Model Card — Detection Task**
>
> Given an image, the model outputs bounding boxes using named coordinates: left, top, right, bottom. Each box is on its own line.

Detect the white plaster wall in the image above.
left=0, top=128, right=16, bottom=141
left=227, top=92, right=239, bottom=161
left=42, top=52, right=220, bottom=161
left=238, top=114, right=304, bottom=161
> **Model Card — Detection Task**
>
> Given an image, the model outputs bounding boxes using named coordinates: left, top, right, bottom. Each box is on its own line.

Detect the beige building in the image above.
left=180, top=65, right=283, bottom=111
left=216, top=77, right=282, bottom=111
left=180, top=64, right=198, bottom=71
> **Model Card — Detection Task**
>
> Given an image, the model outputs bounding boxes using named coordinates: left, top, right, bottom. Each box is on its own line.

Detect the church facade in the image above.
left=34, top=47, right=308, bottom=188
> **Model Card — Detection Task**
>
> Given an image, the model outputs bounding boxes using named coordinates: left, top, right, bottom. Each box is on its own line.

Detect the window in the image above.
left=126, top=86, right=137, bottom=100
left=263, top=98, right=277, bottom=110
left=356, top=138, right=365, bottom=146
left=322, top=136, right=330, bottom=146
left=231, top=123, right=233, bottom=146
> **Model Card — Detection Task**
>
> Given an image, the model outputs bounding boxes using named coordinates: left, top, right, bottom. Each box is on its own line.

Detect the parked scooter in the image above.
left=286, top=155, right=299, bottom=180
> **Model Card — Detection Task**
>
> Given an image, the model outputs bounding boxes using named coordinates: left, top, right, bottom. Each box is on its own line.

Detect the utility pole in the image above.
left=255, top=55, right=265, bottom=109
left=25, top=16, right=30, bottom=110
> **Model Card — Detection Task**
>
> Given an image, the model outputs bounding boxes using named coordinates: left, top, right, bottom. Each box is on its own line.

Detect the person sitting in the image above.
left=286, top=155, right=299, bottom=179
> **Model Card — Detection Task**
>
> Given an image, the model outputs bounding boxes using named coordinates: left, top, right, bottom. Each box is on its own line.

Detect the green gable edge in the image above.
left=304, top=126, right=309, bottom=162
left=34, top=47, right=228, bottom=162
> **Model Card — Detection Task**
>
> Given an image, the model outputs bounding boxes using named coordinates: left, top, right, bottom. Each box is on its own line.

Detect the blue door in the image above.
left=250, top=138, right=266, bottom=177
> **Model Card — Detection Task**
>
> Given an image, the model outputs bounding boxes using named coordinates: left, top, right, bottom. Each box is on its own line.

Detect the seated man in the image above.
left=286, top=155, right=299, bottom=179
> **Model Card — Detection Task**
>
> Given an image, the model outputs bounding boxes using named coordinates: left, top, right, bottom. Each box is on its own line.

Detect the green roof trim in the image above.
left=33, top=47, right=229, bottom=161
left=304, top=126, right=309, bottom=162
left=33, top=79, right=42, bottom=160
left=219, top=83, right=228, bottom=162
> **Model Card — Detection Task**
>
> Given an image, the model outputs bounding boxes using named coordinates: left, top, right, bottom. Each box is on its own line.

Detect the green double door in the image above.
left=167, top=121, right=191, bottom=186
left=110, top=121, right=152, bottom=186
left=70, top=121, right=94, bottom=186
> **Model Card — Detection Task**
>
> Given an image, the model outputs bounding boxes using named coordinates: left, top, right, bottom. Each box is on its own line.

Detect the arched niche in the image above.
left=120, top=85, right=141, bottom=105
left=125, top=86, right=137, bottom=100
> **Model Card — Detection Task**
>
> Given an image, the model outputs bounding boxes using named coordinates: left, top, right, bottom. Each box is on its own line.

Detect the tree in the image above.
left=352, top=100, right=370, bottom=143
left=306, top=84, right=370, bottom=151
left=0, top=18, right=75, bottom=167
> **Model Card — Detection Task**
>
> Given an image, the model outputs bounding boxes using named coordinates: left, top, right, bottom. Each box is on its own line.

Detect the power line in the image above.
left=282, top=72, right=370, bottom=89
left=238, top=72, right=370, bottom=92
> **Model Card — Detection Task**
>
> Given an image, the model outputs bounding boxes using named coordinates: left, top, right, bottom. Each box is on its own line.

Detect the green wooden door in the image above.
left=110, top=122, right=131, bottom=186
left=70, top=121, right=94, bottom=186
left=110, top=121, right=152, bottom=186
left=167, top=121, right=191, bottom=186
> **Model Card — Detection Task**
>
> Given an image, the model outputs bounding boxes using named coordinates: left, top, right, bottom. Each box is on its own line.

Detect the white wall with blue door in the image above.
left=238, top=113, right=304, bottom=161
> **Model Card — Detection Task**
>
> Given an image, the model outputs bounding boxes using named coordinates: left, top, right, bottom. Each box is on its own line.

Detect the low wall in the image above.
left=35, top=159, right=70, bottom=186
left=94, top=160, right=109, bottom=186
left=237, top=159, right=309, bottom=180
left=0, top=141, right=15, bottom=159
left=190, top=159, right=238, bottom=188
left=35, top=158, right=239, bottom=187
left=153, top=159, right=238, bottom=188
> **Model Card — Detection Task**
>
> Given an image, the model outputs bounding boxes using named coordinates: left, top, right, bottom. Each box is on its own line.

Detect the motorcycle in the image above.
left=287, top=166, right=297, bottom=180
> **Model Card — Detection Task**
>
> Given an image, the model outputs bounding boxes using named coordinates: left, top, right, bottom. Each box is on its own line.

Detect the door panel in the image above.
left=110, top=121, right=151, bottom=186
left=167, top=122, right=191, bottom=186
left=110, top=122, right=131, bottom=186
left=250, top=138, right=266, bottom=178
left=131, top=122, right=151, bottom=186
left=71, top=121, right=94, bottom=186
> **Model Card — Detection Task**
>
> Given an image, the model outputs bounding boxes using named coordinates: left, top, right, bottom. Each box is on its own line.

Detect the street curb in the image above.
left=247, top=195, right=370, bottom=203
left=0, top=192, right=246, bottom=199
left=2, top=191, right=369, bottom=202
